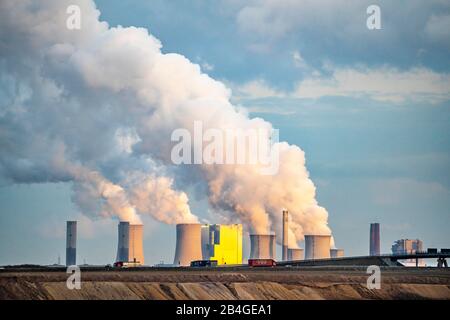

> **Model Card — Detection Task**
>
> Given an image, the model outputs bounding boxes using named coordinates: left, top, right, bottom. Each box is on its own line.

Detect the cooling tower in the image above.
left=330, top=248, right=344, bottom=258
left=66, top=221, right=77, bottom=266
left=115, top=222, right=145, bottom=264
left=304, top=235, right=331, bottom=260
left=249, top=234, right=276, bottom=259
left=287, top=248, right=304, bottom=261
left=370, top=223, right=380, bottom=256
left=174, top=223, right=203, bottom=266
left=129, top=224, right=144, bottom=264
left=116, top=221, right=130, bottom=262
left=282, top=210, right=288, bottom=261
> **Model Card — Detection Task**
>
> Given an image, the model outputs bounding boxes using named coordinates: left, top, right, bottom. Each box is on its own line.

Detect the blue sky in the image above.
left=0, top=0, right=449, bottom=265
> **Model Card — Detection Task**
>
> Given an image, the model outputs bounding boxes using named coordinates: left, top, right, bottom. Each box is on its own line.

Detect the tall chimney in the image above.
left=173, top=223, right=203, bottom=266
left=282, top=210, right=288, bottom=261
left=66, top=221, right=77, bottom=266
left=304, top=235, right=331, bottom=260
left=249, top=234, right=276, bottom=259
left=370, top=223, right=380, bottom=256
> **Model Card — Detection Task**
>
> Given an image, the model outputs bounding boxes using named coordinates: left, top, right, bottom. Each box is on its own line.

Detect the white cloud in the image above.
left=201, top=62, right=215, bottom=72
left=233, top=67, right=450, bottom=104
left=292, top=50, right=307, bottom=69
left=293, top=67, right=450, bottom=103
left=0, top=0, right=332, bottom=242
left=233, top=79, right=285, bottom=98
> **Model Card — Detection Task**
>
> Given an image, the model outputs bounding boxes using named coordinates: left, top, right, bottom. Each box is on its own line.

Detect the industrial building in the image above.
left=370, top=223, right=381, bottom=256
left=305, top=235, right=331, bottom=259
left=392, top=239, right=423, bottom=254
left=66, top=221, right=77, bottom=266
left=249, top=234, right=276, bottom=259
left=392, top=238, right=424, bottom=266
left=174, top=223, right=243, bottom=266
left=116, top=222, right=144, bottom=265
left=201, top=224, right=243, bottom=265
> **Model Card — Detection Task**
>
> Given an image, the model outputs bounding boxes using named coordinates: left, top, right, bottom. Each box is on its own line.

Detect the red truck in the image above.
left=248, top=259, right=276, bottom=267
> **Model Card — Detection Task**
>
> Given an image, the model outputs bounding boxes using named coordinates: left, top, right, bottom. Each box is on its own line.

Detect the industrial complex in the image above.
left=62, top=209, right=449, bottom=269
left=1, top=209, right=448, bottom=301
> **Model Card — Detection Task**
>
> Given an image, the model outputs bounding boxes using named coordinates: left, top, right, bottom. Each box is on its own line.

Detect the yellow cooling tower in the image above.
left=202, top=224, right=243, bottom=265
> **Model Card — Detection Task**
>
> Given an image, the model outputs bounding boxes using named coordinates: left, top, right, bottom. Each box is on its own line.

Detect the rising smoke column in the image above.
left=0, top=0, right=330, bottom=244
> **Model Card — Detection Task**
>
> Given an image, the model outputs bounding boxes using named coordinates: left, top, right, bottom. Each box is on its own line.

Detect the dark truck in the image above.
left=190, top=260, right=218, bottom=267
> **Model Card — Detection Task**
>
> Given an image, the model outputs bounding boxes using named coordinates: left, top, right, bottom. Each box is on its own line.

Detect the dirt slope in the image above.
left=1, top=267, right=449, bottom=300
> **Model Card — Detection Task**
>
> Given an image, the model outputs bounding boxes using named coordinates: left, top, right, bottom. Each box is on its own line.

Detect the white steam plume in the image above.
left=0, top=0, right=330, bottom=244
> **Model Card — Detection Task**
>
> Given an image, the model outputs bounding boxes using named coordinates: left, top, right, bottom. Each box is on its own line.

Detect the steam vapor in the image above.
left=0, top=0, right=331, bottom=246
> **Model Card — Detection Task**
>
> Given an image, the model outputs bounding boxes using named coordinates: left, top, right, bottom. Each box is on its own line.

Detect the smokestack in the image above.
left=305, top=235, right=331, bottom=260
left=330, top=248, right=344, bottom=258
left=174, top=223, right=203, bottom=266
left=370, top=223, right=380, bottom=256
left=116, top=222, right=145, bottom=264
left=249, top=234, right=276, bottom=259
left=66, top=221, right=77, bottom=266
left=287, top=248, right=304, bottom=261
left=282, top=210, right=288, bottom=261
left=116, top=222, right=130, bottom=262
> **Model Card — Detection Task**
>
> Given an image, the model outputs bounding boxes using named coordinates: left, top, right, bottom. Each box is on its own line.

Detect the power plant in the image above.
left=249, top=234, right=276, bottom=259
left=201, top=224, right=243, bottom=265
left=174, top=223, right=203, bottom=266
left=330, top=248, right=344, bottom=258
left=59, top=207, right=359, bottom=268
left=66, top=221, right=77, bottom=266
left=287, top=248, right=304, bottom=261
left=116, top=222, right=144, bottom=265
left=370, top=223, right=381, bottom=256
left=58, top=211, right=446, bottom=270
left=282, top=210, right=289, bottom=261
left=56, top=217, right=450, bottom=269
left=305, top=235, right=331, bottom=260
left=392, top=238, right=424, bottom=266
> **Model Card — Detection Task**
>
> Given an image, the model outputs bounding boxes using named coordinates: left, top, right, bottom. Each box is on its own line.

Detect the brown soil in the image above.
left=1, top=267, right=449, bottom=300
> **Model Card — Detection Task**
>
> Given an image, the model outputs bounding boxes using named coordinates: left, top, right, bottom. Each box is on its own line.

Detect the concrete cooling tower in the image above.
left=282, top=210, right=289, bottom=261
left=330, top=248, right=344, bottom=258
left=174, top=223, right=203, bottom=266
left=116, top=222, right=130, bottom=262
left=304, top=235, right=331, bottom=260
left=66, top=221, right=77, bottom=266
left=129, top=224, right=144, bottom=264
left=249, top=234, right=276, bottom=259
left=116, top=222, right=144, bottom=265
left=287, top=248, right=304, bottom=261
